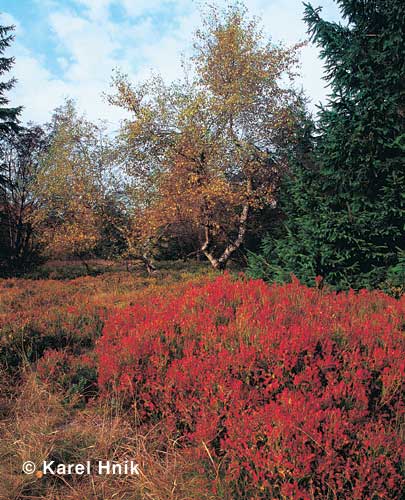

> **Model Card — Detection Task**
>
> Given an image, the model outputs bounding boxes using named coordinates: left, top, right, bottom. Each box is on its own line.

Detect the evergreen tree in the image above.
left=0, top=19, right=22, bottom=197
left=0, top=21, right=21, bottom=135
left=249, top=0, right=405, bottom=290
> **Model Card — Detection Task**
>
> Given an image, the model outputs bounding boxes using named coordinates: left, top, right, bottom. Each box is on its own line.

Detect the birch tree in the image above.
left=110, top=3, right=303, bottom=269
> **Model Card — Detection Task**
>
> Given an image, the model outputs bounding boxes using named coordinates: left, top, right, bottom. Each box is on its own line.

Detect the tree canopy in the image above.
left=109, top=3, right=303, bottom=269
left=32, top=100, right=113, bottom=260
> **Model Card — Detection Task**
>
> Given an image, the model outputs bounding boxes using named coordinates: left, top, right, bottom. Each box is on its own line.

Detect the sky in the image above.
left=0, top=0, right=342, bottom=131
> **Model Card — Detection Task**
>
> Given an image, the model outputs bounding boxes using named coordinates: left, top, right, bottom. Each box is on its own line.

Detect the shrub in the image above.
left=36, top=349, right=97, bottom=405
left=97, top=274, right=405, bottom=499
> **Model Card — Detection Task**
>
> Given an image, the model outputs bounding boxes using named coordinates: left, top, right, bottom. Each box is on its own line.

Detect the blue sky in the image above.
left=0, top=0, right=342, bottom=129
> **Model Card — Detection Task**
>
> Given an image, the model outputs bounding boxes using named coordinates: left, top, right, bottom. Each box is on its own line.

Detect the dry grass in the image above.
left=0, top=372, right=223, bottom=500
left=0, top=371, right=67, bottom=499
left=0, top=265, right=227, bottom=499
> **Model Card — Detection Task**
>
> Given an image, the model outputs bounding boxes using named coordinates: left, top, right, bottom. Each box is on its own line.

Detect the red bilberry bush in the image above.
left=97, top=274, right=405, bottom=499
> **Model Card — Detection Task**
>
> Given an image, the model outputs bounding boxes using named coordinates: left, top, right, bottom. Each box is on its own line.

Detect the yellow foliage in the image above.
left=108, top=2, right=302, bottom=260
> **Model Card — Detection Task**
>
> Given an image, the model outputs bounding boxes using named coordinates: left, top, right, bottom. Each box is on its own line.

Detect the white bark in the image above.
left=202, top=198, right=250, bottom=270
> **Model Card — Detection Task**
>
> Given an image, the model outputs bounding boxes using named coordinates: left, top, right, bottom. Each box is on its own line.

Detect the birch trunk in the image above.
left=202, top=201, right=250, bottom=270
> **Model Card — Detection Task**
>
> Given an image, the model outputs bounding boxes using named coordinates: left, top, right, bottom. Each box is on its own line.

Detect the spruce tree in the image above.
left=249, top=0, right=405, bottom=290
left=0, top=21, right=21, bottom=135
left=0, top=19, right=22, bottom=269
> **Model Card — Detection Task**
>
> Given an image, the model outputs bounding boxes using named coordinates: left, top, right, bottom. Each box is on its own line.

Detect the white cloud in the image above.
left=5, top=0, right=343, bottom=128
left=75, top=0, right=113, bottom=21
left=8, top=45, right=70, bottom=124
left=48, top=10, right=118, bottom=81
left=119, top=0, right=192, bottom=18
left=0, top=12, right=22, bottom=32
left=7, top=17, right=128, bottom=129
left=249, top=0, right=341, bottom=109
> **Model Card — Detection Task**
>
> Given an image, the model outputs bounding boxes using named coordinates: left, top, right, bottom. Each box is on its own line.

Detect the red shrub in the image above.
left=96, top=275, right=405, bottom=499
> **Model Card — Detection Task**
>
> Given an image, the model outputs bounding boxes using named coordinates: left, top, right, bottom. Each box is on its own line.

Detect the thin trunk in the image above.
left=201, top=224, right=221, bottom=269
left=217, top=201, right=249, bottom=267
left=140, top=253, right=156, bottom=274
left=201, top=178, right=251, bottom=270
left=78, top=255, right=92, bottom=274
